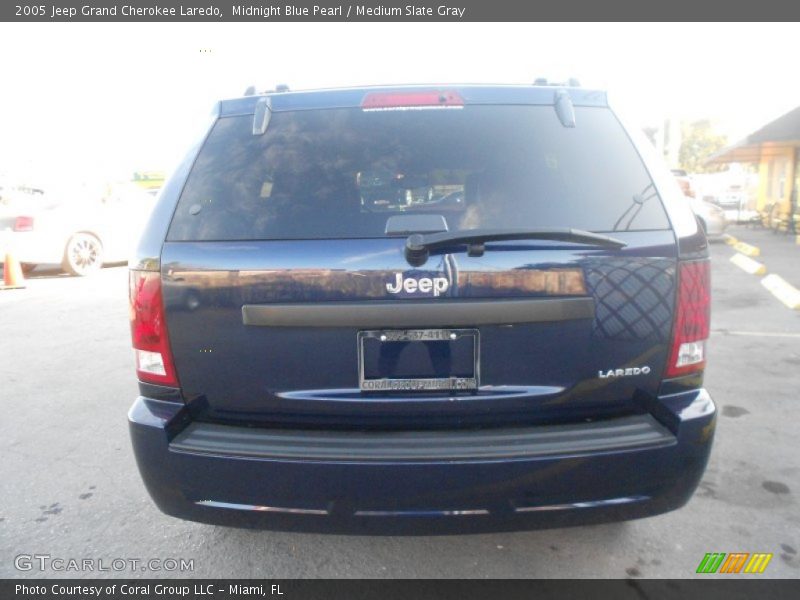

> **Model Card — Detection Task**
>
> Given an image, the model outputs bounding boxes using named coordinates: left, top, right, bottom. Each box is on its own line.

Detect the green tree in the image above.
left=679, top=120, right=728, bottom=173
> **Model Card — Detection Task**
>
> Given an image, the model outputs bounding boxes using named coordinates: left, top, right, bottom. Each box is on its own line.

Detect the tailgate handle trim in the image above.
left=242, top=297, right=594, bottom=328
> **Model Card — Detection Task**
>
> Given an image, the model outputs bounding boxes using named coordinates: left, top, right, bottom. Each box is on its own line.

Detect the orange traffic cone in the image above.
left=2, top=252, right=26, bottom=289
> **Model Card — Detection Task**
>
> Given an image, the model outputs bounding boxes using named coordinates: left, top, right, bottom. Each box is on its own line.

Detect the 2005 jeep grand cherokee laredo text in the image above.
left=127, top=84, right=715, bottom=534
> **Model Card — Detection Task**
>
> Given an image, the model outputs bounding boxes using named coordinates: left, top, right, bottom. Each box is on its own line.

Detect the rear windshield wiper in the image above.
left=404, top=228, right=626, bottom=266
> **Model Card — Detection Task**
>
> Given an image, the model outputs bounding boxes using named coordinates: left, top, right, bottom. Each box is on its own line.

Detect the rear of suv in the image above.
left=128, top=84, right=715, bottom=533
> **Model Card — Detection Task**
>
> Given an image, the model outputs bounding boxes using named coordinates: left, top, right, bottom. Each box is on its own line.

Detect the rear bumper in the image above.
left=128, top=389, right=715, bottom=534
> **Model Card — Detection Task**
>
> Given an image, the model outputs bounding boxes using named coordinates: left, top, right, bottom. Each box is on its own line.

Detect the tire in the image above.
left=62, top=233, right=104, bottom=276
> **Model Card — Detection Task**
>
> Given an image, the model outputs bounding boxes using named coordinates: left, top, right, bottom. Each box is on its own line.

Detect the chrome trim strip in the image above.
left=354, top=509, right=490, bottom=517
left=513, top=495, right=650, bottom=513
left=196, top=500, right=329, bottom=515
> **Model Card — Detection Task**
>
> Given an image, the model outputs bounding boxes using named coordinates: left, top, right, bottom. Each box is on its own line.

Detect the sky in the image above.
left=0, top=22, right=798, bottom=186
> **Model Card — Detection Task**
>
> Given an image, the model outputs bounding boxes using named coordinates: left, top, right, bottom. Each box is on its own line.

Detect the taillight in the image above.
left=129, top=270, right=178, bottom=387
left=13, top=216, right=34, bottom=231
left=665, top=260, right=711, bottom=378
left=361, top=90, right=465, bottom=111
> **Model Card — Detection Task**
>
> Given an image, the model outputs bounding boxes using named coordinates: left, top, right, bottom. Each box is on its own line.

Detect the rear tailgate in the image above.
left=161, top=231, right=676, bottom=428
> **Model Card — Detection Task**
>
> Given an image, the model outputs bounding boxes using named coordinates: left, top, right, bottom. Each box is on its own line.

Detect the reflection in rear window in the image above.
left=168, top=105, right=669, bottom=241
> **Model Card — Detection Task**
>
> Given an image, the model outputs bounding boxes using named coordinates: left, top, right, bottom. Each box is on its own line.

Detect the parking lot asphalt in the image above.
left=0, top=239, right=798, bottom=579
left=728, top=225, right=800, bottom=288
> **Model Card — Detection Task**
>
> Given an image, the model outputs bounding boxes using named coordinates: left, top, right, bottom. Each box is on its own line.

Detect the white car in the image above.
left=0, top=183, right=155, bottom=276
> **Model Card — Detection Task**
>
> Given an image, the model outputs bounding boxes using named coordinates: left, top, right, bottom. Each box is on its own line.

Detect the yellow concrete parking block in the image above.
left=724, top=234, right=738, bottom=246
left=733, top=241, right=760, bottom=257
left=730, top=253, right=767, bottom=276
left=761, top=274, right=800, bottom=310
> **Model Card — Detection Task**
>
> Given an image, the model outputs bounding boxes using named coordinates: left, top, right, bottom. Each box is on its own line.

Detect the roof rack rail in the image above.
left=245, top=84, right=290, bottom=97
left=533, top=78, right=581, bottom=88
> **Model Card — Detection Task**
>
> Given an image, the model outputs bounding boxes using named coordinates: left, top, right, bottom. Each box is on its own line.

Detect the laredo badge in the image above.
left=598, top=366, right=651, bottom=379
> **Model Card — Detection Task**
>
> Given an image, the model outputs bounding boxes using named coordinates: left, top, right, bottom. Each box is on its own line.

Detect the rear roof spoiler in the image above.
left=220, top=85, right=608, bottom=117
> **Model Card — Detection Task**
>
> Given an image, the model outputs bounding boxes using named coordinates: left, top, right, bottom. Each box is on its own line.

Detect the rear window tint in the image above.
left=168, top=105, right=669, bottom=241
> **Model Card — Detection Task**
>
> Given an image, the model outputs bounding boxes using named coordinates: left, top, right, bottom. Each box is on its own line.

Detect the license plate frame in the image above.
left=357, top=328, right=480, bottom=392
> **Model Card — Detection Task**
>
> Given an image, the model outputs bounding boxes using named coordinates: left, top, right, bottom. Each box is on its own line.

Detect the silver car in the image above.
left=688, top=196, right=727, bottom=240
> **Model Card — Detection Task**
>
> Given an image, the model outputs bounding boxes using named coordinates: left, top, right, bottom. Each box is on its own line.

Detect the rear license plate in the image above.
left=358, top=329, right=479, bottom=392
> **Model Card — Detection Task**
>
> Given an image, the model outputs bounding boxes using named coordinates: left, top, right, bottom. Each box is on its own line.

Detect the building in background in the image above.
left=707, top=105, right=800, bottom=231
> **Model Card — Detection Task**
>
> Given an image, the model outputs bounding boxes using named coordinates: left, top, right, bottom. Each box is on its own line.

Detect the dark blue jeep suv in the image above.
left=128, top=84, right=715, bottom=533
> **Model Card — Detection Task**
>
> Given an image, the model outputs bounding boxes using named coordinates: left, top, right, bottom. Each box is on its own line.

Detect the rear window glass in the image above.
left=168, top=105, right=669, bottom=241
